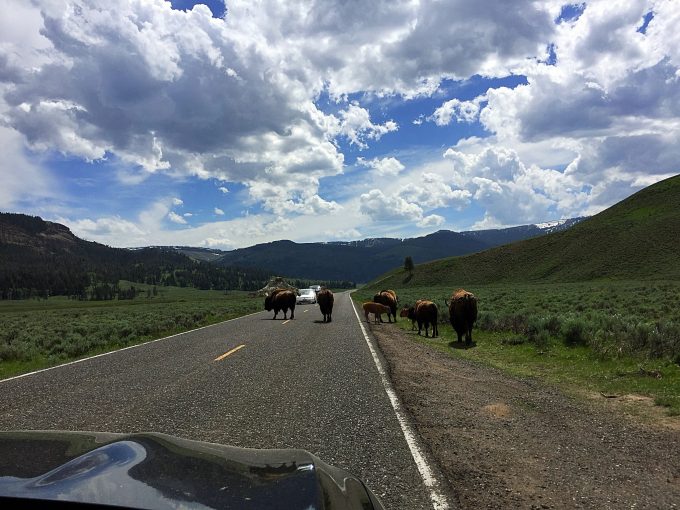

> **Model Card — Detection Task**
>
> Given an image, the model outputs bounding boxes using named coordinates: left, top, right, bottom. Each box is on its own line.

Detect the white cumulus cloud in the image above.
left=167, top=211, right=187, bottom=224
left=357, top=156, right=405, bottom=176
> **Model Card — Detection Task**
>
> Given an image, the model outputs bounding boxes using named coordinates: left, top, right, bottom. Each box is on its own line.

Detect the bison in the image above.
left=404, top=300, right=439, bottom=337
left=362, top=302, right=391, bottom=323
left=400, top=306, right=417, bottom=330
left=316, top=288, right=334, bottom=323
left=445, top=289, right=478, bottom=345
left=372, top=289, right=398, bottom=322
left=264, top=288, right=296, bottom=320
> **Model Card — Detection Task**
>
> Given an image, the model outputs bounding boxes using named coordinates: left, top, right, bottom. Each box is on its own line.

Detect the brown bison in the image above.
left=402, top=300, right=438, bottom=337
left=400, top=306, right=417, bottom=330
left=362, top=302, right=391, bottom=323
left=445, top=289, right=478, bottom=345
left=372, top=289, right=398, bottom=322
left=316, top=288, right=334, bottom=323
left=264, top=288, right=296, bottom=320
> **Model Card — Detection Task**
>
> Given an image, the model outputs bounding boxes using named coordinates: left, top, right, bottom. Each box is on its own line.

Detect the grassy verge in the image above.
left=353, top=281, right=680, bottom=416
left=0, top=283, right=262, bottom=379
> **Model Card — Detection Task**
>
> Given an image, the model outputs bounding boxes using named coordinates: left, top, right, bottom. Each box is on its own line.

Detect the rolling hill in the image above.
left=212, top=220, right=585, bottom=283
left=0, top=213, right=272, bottom=297
left=367, top=174, right=680, bottom=288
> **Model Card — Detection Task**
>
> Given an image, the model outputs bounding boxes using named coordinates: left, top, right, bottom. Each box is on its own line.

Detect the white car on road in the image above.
left=296, top=288, right=317, bottom=304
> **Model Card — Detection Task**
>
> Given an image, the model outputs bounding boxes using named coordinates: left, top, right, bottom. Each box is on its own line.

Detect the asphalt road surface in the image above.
left=0, top=292, right=440, bottom=510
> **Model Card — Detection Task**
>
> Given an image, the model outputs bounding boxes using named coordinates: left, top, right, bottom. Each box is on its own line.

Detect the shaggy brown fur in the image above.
left=264, top=288, right=296, bottom=320
left=373, top=290, right=398, bottom=322
left=316, top=288, right=334, bottom=323
left=445, top=289, right=478, bottom=344
left=414, top=300, right=439, bottom=338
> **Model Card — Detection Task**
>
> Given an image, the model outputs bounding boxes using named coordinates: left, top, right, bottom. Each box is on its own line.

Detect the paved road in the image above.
left=0, top=292, right=435, bottom=509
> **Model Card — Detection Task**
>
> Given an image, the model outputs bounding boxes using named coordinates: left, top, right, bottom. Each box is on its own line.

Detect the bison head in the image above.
left=264, top=294, right=273, bottom=311
left=407, top=307, right=416, bottom=321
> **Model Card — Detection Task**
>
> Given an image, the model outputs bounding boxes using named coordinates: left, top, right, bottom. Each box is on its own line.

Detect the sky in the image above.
left=1, top=0, right=678, bottom=249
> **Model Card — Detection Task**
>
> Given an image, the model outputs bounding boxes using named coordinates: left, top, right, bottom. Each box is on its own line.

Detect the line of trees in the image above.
left=0, top=242, right=276, bottom=300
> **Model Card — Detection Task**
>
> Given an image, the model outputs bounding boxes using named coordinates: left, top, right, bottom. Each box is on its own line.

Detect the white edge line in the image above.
left=351, top=297, right=451, bottom=510
left=0, top=310, right=264, bottom=384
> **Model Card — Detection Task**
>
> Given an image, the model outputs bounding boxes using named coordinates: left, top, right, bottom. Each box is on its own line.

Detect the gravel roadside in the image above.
left=369, top=323, right=680, bottom=509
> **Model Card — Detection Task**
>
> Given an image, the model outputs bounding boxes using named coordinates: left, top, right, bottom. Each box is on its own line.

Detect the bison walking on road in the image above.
left=264, top=289, right=296, bottom=320
left=362, top=302, right=391, bottom=323
left=317, top=288, right=334, bottom=323
left=445, top=289, right=478, bottom=345
left=404, top=300, right=439, bottom=337
left=372, top=289, right=398, bottom=322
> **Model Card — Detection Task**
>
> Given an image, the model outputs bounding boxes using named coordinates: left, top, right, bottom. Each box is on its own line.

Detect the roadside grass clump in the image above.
left=561, top=318, right=590, bottom=347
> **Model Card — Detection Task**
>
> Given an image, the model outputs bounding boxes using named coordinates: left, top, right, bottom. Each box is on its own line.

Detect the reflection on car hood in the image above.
left=0, top=431, right=383, bottom=510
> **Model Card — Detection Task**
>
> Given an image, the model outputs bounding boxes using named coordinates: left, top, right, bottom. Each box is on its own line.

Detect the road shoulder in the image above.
left=369, top=322, right=680, bottom=509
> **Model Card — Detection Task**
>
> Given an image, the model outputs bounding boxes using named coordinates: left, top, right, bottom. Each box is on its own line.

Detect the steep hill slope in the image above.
left=369, top=174, right=680, bottom=288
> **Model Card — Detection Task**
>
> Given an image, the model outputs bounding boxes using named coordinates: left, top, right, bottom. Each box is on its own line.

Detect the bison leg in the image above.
left=290, top=307, right=295, bottom=320
left=273, top=309, right=278, bottom=320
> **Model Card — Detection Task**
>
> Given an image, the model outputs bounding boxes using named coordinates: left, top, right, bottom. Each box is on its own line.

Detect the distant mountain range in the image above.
left=160, top=218, right=585, bottom=283
left=366, top=174, right=680, bottom=288
left=0, top=210, right=586, bottom=298
left=0, top=213, right=272, bottom=298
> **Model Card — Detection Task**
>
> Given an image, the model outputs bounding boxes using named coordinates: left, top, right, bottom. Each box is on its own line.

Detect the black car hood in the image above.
left=0, top=431, right=383, bottom=510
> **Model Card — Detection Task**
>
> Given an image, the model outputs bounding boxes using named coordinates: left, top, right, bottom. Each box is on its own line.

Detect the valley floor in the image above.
left=369, top=322, right=680, bottom=509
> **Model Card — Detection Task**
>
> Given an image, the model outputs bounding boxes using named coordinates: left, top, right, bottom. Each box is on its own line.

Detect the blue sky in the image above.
left=1, top=0, right=678, bottom=249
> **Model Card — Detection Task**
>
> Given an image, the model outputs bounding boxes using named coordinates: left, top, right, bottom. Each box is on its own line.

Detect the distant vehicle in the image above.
left=297, top=288, right=317, bottom=304
left=310, top=285, right=322, bottom=292
left=0, top=430, right=384, bottom=509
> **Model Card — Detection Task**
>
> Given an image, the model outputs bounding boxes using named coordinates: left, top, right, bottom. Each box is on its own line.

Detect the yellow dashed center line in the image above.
left=282, top=320, right=291, bottom=324
left=303, top=310, right=308, bottom=313
left=214, top=344, right=245, bottom=361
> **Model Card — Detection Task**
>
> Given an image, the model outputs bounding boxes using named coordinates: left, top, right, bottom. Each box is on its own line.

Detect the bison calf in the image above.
left=363, top=302, right=391, bottom=323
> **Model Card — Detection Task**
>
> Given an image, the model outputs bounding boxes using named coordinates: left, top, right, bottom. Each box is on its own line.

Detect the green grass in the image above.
left=354, top=280, right=680, bottom=416
left=0, top=282, right=262, bottom=379
left=397, top=326, right=680, bottom=417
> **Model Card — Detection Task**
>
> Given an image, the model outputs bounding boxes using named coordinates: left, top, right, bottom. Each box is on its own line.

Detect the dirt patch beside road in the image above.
left=370, top=324, right=680, bottom=509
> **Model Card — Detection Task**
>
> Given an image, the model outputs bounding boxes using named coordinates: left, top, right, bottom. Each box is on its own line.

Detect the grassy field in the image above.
left=0, top=282, right=262, bottom=379
left=354, top=280, right=680, bottom=415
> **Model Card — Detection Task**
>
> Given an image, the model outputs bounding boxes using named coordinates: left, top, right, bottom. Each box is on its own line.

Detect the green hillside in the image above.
left=369, top=174, right=680, bottom=289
